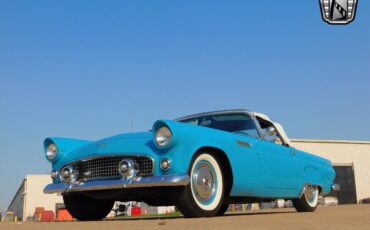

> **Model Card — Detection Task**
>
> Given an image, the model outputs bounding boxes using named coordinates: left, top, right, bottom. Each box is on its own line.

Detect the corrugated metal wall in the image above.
left=291, top=139, right=370, bottom=203
left=7, top=179, right=25, bottom=220
left=25, top=175, right=63, bottom=220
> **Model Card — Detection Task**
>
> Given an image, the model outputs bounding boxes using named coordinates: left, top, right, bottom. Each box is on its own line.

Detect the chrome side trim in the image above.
left=43, top=174, right=189, bottom=194
left=332, top=184, right=340, bottom=191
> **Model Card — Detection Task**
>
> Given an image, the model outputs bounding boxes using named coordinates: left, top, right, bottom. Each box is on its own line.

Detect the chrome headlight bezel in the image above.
left=154, top=125, right=173, bottom=148
left=46, top=143, right=58, bottom=160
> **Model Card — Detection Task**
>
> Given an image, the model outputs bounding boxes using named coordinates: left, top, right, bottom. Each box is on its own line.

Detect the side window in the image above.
left=257, top=118, right=284, bottom=145
left=236, top=119, right=260, bottom=138
left=217, top=114, right=260, bottom=138
left=182, top=118, right=199, bottom=126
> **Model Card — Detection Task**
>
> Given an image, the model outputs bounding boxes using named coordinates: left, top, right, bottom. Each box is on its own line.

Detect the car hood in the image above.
left=53, top=131, right=155, bottom=169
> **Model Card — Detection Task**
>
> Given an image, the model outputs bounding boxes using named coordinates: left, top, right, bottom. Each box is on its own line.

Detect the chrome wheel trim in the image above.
left=190, top=154, right=223, bottom=211
left=304, top=185, right=319, bottom=207
left=192, top=162, right=217, bottom=202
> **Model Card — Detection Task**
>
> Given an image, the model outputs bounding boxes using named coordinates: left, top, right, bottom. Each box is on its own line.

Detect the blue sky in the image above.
left=0, top=0, right=369, bottom=212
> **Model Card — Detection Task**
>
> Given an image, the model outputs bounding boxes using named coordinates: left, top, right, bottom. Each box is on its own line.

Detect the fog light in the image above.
left=160, top=159, right=171, bottom=170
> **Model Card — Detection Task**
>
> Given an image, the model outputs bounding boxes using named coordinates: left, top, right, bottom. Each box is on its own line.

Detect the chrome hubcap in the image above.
left=304, top=185, right=317, bottom=203
left=191, top=162, right=216, bottom=202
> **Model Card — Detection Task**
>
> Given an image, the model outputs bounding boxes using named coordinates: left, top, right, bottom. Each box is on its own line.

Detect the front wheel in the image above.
left=292, top=185, right=319, bottom=212
left=63, top=193, right=114, bottom=221
left=216, top=203, right=229, bottom=216
left=176, top=153, right=225, bottom=218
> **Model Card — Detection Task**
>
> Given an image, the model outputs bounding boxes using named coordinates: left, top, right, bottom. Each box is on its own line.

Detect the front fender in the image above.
left=154, top=120, right=233, bottom=173
left=153, top=120, right=258, bottom=192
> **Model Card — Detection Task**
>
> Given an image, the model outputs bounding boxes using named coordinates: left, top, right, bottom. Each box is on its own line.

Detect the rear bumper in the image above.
left=332, top=184, right=340, bottom=191
left=44, top=174, right=190, bottom=194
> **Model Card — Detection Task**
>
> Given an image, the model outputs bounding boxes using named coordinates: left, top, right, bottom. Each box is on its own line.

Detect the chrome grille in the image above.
left=74, top=156, right=154, bottom=181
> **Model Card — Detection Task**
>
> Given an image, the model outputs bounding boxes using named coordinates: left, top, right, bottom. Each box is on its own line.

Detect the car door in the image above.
left=198, top=113, right=265, bottom=197
left=255, top=118, right=303, bottom=198
left=258, top=141, right=302, bottom=197
left=230, top=134, right=264, bottom=197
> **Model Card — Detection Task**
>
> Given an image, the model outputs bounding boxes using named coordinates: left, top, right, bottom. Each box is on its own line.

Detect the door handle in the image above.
left=291, top=149, right=296, bottom=155
left=237, top=140, right=253, bottom=148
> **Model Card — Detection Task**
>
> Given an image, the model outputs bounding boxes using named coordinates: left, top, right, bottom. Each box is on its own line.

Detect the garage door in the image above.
left=331, top=165, right=357, bottom=204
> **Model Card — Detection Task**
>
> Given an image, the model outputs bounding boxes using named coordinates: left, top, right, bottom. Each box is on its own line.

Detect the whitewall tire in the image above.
left=176, top=153, right=225, bottom=217
left=293, top=185, right=319, bottom=212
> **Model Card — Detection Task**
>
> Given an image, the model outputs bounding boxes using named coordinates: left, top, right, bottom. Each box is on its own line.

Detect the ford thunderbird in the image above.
left=43, top=110, right=339, bottom=220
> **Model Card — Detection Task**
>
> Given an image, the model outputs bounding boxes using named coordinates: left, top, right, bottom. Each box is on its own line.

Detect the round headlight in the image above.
left=46, top=143, right=58, bottom=160
left=155, top=126, right=172, bottom=147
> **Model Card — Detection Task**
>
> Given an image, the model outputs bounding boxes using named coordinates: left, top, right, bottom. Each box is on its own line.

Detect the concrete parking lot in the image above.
left=1, top=205, right=369, bottom=230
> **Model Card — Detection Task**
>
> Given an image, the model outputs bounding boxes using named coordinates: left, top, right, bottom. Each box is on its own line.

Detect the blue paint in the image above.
left=45, top=118, right=335, bottom=199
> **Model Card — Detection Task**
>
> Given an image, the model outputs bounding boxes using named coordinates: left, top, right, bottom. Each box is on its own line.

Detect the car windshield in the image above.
left=178, top=113, right=260, bottom=138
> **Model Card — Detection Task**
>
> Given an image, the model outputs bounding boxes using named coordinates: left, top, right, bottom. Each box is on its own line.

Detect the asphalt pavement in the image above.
left=1, top=204, right=369, bottom=230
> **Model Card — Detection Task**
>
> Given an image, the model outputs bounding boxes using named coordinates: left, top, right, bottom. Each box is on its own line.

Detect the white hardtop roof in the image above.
left=177, top=109, right=292, bottom=146
left=253, top=112, right=292, bottom=146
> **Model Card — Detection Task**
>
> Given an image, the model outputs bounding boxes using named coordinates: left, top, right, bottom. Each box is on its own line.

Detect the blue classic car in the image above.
left=43, top=110, right=339, bottom=220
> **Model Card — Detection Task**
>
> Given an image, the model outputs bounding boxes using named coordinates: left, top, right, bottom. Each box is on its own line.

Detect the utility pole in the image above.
left=130, top=110, right=134, bottom=132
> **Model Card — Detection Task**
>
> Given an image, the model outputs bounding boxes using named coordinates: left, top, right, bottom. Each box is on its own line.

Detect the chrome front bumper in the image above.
left=44, top=174, right=190, bottom=194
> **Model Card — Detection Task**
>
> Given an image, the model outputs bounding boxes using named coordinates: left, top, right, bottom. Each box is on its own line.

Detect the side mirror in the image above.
left=262, top=127, right=277, bottom=139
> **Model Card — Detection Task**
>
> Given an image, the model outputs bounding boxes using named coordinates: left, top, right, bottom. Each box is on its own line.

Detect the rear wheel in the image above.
left=176, top=153, right=225, bottom=218
left=292, top=185, right=319, bottom=212
left=63, top=193, right=114, bottom=221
